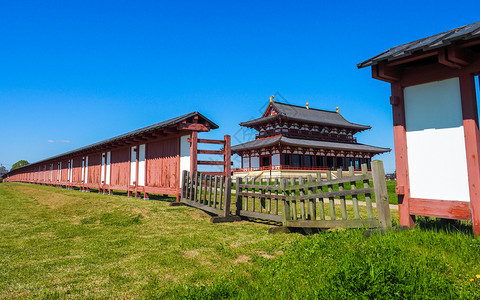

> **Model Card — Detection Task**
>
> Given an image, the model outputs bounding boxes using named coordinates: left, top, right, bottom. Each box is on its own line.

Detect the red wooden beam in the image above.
left=177, top=123, right=210, bottom=132
left=409, top=198, right=471, bottom=220
left=197, top=160, right=224, bottom=165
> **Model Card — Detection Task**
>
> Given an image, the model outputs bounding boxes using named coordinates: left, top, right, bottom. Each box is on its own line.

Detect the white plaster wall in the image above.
left=251, top=157, right=259, bottom=168
left=130, top=146, right=137, bottom=185
left=85, top=156, right=89, bottom=184
left=405, top=77, right=470, bottom=202
left=272, top=154, right=280, bottom=166
left=179, top=135, right=191, bottom=187
left=101, top=154, right=105, bottom=183
left=138, top=144, right=146, bottom=186
left=106, top=151, right=111, bottom=185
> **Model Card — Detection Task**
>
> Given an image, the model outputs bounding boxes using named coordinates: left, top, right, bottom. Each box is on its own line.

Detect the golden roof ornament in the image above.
left=270, top=95, right=275, bottom=103
left=336, top=107, right=339, bottom=113
left=306, top=102, right=309, bottom=109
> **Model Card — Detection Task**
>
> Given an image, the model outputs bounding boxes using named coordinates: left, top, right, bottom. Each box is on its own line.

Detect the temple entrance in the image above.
left=326, top=157, right=335, bottom=169
left=261, top=156, right=270, bottom=167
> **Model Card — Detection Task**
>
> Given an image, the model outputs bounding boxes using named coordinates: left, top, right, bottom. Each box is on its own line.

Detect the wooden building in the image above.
left=232, top=99, right=389, bottom=178
left=3, top=112, right=230, bottom=200
left=358, top=21, right=480, bottom=235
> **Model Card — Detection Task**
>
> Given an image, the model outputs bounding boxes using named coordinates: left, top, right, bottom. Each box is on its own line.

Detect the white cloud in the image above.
left=47, top=139, right=71, bottom=144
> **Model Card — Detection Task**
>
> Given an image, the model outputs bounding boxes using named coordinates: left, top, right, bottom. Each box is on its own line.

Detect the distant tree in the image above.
left=10, top=160, right=29, bottom=171
left=0, top=164, right=7, bottom=176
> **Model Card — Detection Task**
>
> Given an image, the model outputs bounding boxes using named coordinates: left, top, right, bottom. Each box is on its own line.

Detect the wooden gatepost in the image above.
left=236, top=160, right=391, bottom=232
left=179, top=134, right=240, bottom=222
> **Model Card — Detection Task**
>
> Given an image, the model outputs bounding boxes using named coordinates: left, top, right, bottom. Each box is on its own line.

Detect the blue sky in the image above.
left=1, top=0, right=479, bottom=173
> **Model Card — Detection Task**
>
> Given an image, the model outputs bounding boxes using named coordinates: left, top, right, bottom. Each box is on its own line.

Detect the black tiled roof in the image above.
left=231, top=136, right=390, bottom=153
left=240, top=101, right=371, bottom=130
left=358, top=21, right=480, bottom=68
left=7, top=111, right=218, bottom=174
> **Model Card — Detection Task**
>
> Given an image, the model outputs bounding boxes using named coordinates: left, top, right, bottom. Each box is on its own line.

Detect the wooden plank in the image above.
left=198, top=161, right=225, bottom=166
left=362, top=164, right=374, bottom=219
left=244, top=177, right=248, bottom=211
left=208, top=175, right=213, bottom=207
left=338, top=168, right=347, bottom=220
left=201, top=172, right=226, bottom=176
left=285, top=188, right=373, bottom=201
left=274, top=178, right=279, bottom=215
left=283, top=174, right=372, bottom=191
left=223, top=176, right=232, bottom=217
left=193, top=172, right=198, bottom=202
left=181, top=199, right=223, bottom=216
left=349, top=166, right=360, bottom=220
left=213, top=176, right=218, bottom=208
left=219, top=176, right=224, bottom=210
left=299, top=177, right=306, bottom=220
left=235, top=177, right=242, bottom=216
left=286, top=219, right=381, bottom=229
left=317, top=172, right=325, bottom=220
left=251, top=178, right=256, bottom=212
left=281, top=178, right=291, bottom=226
left=197, top=149, right=224, bottom=155
left=239, top=210, right=283, bottom=222
left=291, top=177, right=297, bottom=221
left=327, top=171, right=335, bottom=221
left=267, top=178, right=272, bottom=214
left=372, top=160, right=392, bottom=230
left=260, top=178, right=266, bottom=213
left=197, top=138, right=225, bottom=145
left=238, top=184, right=281, bottom=191
left=308, top=175, right=316, bottom=220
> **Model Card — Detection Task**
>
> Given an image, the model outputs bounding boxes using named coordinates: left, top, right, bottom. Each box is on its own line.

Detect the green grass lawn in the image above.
left=1, top=182, right=480, bottom=299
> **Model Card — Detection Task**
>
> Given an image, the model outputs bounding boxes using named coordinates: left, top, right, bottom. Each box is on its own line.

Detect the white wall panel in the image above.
left=138, top=144, right=146, bottom=186
left=179, top=135, right=191, bottom=187
left=106, top=151, right=111, bottom=185
left=130, top=146, right=137, bottom=186
left=101, top=153, right=106, bottom=184
left=405, top=77, right=470, bottom=202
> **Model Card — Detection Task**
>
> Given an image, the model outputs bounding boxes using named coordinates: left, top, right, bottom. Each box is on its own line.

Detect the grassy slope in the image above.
left=1, top=183, right=479, bottom=299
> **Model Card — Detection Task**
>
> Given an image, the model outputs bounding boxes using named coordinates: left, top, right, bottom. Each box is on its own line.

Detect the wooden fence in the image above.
left=180, top=170, right=239, bottom=222
left=235, top=160, right=391, bottom=230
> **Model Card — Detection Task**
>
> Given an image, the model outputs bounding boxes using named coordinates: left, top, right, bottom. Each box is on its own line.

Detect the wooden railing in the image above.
left=189, top=133, right=231, bottom=177
left=233, top=165, right=366, bottom=172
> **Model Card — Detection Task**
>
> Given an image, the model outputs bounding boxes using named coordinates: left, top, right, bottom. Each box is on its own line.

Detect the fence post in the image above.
left=281, top=178, right=291, bottom=226
left=236, top=177, right=242, bottom=216
left=181, top=170, right=188, bottom=200
left=223, top=176, right=232, bottom=217
left=372, top=160, right=392, bottom=230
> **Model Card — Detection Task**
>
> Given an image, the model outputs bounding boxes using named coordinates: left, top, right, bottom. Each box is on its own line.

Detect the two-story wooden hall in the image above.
left=232, top=98, right=390, bottom=177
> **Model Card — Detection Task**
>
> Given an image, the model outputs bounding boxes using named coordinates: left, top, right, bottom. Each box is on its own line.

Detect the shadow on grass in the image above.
left=415, top=216, right=473, bottom=236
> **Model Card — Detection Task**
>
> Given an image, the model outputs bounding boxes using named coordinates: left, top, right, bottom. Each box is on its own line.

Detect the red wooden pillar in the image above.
left=460, top=74, right=480, bottom=236
left=190, top=131, right=198, bottom=175
left=391, top=82, right=415, bottom=228
left=224, top=135, right=231, bottom=177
